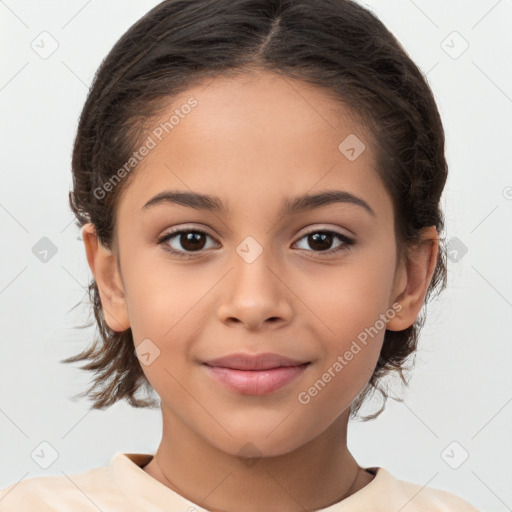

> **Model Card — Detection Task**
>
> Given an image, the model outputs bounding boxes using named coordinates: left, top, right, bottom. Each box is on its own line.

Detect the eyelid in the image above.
left=159, top=224, right=352, bottom=243
left=159, top=224, right=217, bottom=240
left=158, top=225, right=218, bottom=246
left=294, top=224, right=353, bottom=240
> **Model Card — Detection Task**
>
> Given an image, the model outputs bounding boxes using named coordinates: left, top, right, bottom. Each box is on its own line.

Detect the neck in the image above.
left=142, top=406, right=373, bottom=511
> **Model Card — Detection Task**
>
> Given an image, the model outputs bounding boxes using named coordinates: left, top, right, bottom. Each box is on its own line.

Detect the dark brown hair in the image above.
left=62, top=0, right=448, bottom=419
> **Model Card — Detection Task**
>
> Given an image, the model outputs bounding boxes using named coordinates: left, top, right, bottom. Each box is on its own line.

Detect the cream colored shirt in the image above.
left=0, top=452, right=479, bottom=511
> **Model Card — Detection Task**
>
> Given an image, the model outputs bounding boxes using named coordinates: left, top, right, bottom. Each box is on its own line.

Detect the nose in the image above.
left=217, top=247, right=294, bottom=331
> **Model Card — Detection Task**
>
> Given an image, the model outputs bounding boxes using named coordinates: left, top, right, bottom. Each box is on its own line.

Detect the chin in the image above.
left=204, top=423, right=317, bottom=461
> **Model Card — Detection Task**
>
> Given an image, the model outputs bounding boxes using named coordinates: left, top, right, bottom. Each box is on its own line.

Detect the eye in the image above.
left=157, top=227, right=219, bottom=258
left=157, top=226, right=355, bottom=259
left=293, top=229, right=354, bottom=256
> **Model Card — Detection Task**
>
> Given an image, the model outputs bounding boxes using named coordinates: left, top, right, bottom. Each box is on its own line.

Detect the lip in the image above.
left=204, top=352, right=309, bottom=370
left=203, top=352, right=310, bottom=395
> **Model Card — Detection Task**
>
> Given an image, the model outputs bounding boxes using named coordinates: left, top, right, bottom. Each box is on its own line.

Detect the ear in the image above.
left=81, top=223, right=130, bottom=332
left=386, top=226, right=439, bottom=331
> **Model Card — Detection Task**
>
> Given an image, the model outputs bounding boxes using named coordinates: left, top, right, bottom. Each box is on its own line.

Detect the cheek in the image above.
left=123, top=250, right=206, bottom=338
left=296, top=330, right=383, bottom=429
left=123, top=255, right=214, bottom=357
left=290, top=249, right=394, bottom=402
left=293, top=251, right=396, bottom=340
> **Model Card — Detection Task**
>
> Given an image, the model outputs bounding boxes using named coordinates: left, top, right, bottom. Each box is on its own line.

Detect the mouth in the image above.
left=202, top=352, right=311, bottom=395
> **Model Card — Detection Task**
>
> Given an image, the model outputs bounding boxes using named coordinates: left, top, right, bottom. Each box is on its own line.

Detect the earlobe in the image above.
left=81, top=223, right=130, bottom=332
left=386, top=226, right=439, bottom=332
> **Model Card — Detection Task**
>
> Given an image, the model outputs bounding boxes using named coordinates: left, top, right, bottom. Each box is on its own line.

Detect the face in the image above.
left=88, top=70, right=413, bottom=457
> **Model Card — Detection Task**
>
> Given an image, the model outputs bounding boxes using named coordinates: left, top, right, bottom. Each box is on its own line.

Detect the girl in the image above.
left=0, top=0, right=479, bottom=509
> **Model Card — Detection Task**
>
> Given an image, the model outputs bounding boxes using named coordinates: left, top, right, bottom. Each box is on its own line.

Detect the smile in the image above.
left=202, top=352, right=311, bottom=395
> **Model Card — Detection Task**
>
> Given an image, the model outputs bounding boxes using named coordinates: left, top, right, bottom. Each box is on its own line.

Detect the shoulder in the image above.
left=0, top=453, right=156, bottom=511
left=0, top=464, right=113, bottom=511
left=0, top=474, right=73, bottom=511
left=374, top=468, right=480, bottom=511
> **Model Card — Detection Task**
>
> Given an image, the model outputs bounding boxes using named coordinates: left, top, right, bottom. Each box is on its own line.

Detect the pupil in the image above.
left=182, top=232, right=205, bottom=251
left=309, top=233, right=332, bottom=251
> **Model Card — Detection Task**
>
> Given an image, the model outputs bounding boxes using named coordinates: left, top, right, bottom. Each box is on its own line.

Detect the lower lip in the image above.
left=204, top=363, right=310, bottom=395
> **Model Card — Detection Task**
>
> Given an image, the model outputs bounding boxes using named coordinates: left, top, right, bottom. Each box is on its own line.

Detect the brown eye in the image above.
left=307, top=232, right=334, bottom=251
left=177, top=232, right=207, bottom=251
left=158, top=228, right=218, bottom=257
left=294, top=230, right=354, bottom=255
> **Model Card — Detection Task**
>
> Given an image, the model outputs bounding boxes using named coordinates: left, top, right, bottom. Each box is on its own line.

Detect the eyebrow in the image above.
left=141, top=189, right=376, bottom=217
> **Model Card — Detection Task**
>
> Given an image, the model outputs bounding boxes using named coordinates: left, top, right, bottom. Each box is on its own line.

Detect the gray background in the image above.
left=1, top=0, right=511, bottom=510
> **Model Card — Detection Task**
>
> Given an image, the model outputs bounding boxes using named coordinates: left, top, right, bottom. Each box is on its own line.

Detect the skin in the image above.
left=82, top=69, right=438, bottom=511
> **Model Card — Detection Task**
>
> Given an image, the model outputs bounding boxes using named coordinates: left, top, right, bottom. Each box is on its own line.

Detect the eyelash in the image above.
left=157, top=227, right=355, bottom=259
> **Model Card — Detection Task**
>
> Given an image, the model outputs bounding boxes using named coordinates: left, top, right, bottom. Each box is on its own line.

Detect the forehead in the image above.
left=116, top=70, right=393, bottom=226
